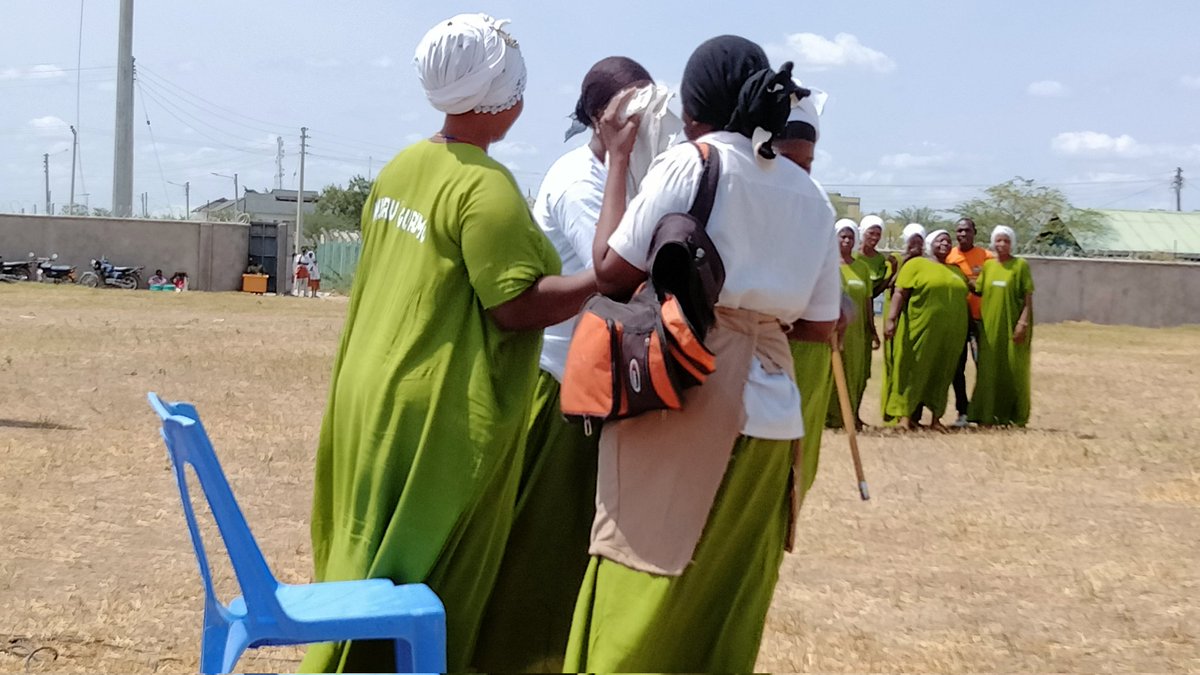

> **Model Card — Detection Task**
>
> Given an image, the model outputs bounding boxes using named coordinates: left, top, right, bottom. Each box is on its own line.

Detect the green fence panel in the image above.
left=316, top=241, right=363, bottom=292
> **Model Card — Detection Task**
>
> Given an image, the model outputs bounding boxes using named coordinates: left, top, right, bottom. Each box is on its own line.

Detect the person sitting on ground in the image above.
left=245, top=258, right=265, bottom=275
left=148, top=269, right=167, bottom=288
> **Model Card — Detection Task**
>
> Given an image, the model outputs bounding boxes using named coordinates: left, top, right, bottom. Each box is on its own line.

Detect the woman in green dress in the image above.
left=565, top=37, right=841, bottom=672
left=880, top=223, right=927, bottom=425
left=828, top=219, right=877, bottom=430
left=856, top=214, right=898, bottom=301
left=969, top=225, right=1034, bottom=426
left=883, top=229, right=969, bottom=431
left=301, top=15, right=597, bottom=673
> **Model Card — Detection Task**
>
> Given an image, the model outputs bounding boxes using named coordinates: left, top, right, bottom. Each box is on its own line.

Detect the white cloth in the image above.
left=608, top=130, right=841, bottom=440
left=413, top=14, right=526, bottom=115
left=991, top=224, right=1017, bottom=248
left=835, top=217, right=859, bottom=248
left=902, top=223, right=927, bottom=247
left=620, top=84, right=684, bottom=194
left=788, top=81, right=828, bottom=141
left=859, top=214, right=884, bottom=243
left=925, top=228, right=950, bottom=257
left=533, top=145, right=607, bottom=381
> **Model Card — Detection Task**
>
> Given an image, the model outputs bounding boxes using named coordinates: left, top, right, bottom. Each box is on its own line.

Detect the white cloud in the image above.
left=879, top=152, right=954, bottom=170
left=1027, top=80, right=1066, bottom=97
left=1052, top=130, right=1200, bottom=161
left=492, top=140, right=538, bottom=158
left=1180, top=75, right=1200, bottom=90
left=370, top=56, right=394, bottom=69
left=767, top=33, right=895, bottom=73
left=27, top=116, right=70, bottom=137
left=1, top=64, right=67, bottom=80
left=1051, top=131, right=1144, bottom=157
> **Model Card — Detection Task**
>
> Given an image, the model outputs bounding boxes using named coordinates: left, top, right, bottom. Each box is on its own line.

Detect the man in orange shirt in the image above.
left=945, top=217, right=994, bottom=427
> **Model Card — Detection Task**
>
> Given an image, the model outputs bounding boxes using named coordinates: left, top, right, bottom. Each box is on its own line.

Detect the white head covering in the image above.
left=925, top=229, right=951, bottom=257
left=859, top=214, right=884, bottom=243
left=902, top=223, right=927, bottom=248
left=991, top=225, right=1017, bottom=248
left=835, top=218, right=859, bottom=248
left=787, top=80, right=828, bottom=142
left=414, top=14, right=526, bottom=115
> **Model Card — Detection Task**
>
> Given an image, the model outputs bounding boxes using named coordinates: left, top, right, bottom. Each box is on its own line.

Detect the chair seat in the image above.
left=227, top=579, right=443, bottom=624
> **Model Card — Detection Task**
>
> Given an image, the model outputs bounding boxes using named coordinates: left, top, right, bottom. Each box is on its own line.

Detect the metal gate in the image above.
left=249, top=222, right=281, bottom=293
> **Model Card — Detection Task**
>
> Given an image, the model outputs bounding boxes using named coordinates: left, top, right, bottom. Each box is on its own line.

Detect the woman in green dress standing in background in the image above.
left=827, top=219, right=876, bottom=430
left=970, top=225, right=1034, bottom=426
left=883, top=229, right=969, bottom=431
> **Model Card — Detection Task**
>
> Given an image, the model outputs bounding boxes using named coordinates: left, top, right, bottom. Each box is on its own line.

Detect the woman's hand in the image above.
left=872, top=333, right=882, bottom=350
left=1013, top=321, right=1028, bottom=344
left=884, top=318, right=896, bottom=341
left=596, top=88, right=642, bottom=164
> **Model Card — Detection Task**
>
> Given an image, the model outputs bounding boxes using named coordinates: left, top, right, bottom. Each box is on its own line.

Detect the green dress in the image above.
left=301, top=141, right=560, bottom=673
left=854, top=249, right=891, bottom=299
left=969, top=257, right=1034, bottom=426
left=882, top=257, right=969, bottom=422
left=791, top=340, right=832, bottom=502
left=472, top=371, right=598, bottom=672
left=827, top=259, right=872, bottom=428
left=563, top=435, right=790, bottom=673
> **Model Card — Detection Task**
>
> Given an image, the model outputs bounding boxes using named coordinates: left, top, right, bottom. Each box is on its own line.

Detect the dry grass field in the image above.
left=1, top=283, right=1197, bottom=673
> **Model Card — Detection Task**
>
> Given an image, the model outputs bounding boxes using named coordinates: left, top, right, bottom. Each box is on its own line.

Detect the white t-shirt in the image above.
left=608, top=131, right=840, bottom=440
left=533, top=144, right=607, bottom=381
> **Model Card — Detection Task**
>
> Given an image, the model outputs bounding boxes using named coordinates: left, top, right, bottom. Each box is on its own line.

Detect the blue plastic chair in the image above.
left=147, top=393, right=446, bottom=674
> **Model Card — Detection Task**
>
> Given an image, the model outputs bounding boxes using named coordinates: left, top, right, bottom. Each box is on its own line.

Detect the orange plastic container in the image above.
left=242, top=274, right=268, bottom=294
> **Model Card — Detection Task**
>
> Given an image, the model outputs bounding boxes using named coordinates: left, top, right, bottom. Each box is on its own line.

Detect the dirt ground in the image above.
left=1, top=283, right=1197, bottom=673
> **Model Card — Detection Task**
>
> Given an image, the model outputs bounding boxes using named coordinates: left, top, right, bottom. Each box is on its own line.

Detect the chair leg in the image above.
left=408, top=620, right=447, bottom=674
left=393, top=638, right=414, bottom=673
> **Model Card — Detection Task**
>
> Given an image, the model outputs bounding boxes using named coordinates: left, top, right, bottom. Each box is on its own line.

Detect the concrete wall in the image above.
left=1026, top=256, right=1200, bottom=327
left=0, top=214, right=249, bottom=291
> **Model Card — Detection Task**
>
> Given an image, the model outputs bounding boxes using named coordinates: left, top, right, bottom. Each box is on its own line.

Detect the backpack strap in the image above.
left=687, top=142, right=721, bottom=227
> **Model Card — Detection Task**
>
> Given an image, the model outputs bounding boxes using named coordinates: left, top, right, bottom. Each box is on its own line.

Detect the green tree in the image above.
left=312, top=175, right=373, bottom=233
left=955, top=177, right=1105, bottom=247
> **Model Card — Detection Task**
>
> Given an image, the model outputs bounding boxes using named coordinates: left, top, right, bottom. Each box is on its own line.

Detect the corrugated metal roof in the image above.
left=1072, top=209, right=1200, bottom=255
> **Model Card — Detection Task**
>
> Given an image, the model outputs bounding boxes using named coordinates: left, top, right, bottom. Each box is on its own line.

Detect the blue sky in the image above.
left=2, top=0, right=1199, bottom=217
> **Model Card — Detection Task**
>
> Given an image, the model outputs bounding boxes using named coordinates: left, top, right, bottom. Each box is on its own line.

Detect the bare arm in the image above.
left=884, top=287, right=911, bottom=340
left=591, top=90, right=645, bottom=299
left=1013, top=292, right=1033, bottom=344
left=489, top=269, right=597, bottom=332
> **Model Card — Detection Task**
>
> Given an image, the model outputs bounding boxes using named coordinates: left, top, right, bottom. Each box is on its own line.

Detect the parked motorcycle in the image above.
left=79, top=257, right=141, bottom=290
left=0, top=253, right=34, bottom=281
left=34, top=253, right=77, bottom=283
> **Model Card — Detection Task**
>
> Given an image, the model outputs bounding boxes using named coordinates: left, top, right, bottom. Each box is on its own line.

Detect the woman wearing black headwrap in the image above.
left=472, top=55, right=652, bottom=673
left=564, top=36, right=841, bottom=672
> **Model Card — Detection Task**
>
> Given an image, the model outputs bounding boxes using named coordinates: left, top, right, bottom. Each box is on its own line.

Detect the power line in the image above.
left=136, top=79, right=173, bottom=212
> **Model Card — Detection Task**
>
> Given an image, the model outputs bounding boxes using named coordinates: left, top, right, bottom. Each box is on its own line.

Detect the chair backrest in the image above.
left=148, top=393, right=284, bottom=623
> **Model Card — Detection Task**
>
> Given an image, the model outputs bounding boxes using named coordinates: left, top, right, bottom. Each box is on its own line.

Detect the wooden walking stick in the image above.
left=830, top=333, right=870, bottom=500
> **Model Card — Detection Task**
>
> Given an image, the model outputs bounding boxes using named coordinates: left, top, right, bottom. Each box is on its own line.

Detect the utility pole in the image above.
left=111, top=0, right=135, bottom=217
left=295, top=127, right=308, bottom=257
left=43, top=154, right=51, bottom=215
left=275, top=136, right=285, bottom=190
left=169, top=180, right=190, bottom=217
left=1172, top=167, right=1184, bottom=212
left=69, top=125, right=78, bottom=215
left=211, top=172, right=239, bottom=214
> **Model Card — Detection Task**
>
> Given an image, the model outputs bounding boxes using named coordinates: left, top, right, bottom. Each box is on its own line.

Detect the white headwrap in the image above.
left=859, top=214, right=884, bottom=244
left=902, top=223, right=927, bottom=248
left=925, top=229, right=951, bottom=257
left=414, top=14, right=526, bottom=115
left=991, top=225, right=1017, bottom=248
left=787, top=79, right=828, bottom=141
left=835, top=218, right=859, bottom=248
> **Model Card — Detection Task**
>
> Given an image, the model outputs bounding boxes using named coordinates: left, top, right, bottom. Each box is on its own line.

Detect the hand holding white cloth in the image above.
left=618, top=84, right=684, bottom=194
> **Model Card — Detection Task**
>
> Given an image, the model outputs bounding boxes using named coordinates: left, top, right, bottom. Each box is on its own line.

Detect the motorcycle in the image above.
left=34, top=253, right=77, bottom=283
left=79, top=257, right=141, bottom=290
left=0, top=253, right=35, bottom=282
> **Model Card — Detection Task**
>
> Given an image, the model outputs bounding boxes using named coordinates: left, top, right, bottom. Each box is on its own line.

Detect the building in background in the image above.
left=1035, top=209, right=1200, bottom=261
left=193, top=188, right=318, bottom=224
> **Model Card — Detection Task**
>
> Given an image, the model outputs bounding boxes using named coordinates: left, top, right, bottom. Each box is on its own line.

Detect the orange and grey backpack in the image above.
left=560, top=142, right=725, bottom=431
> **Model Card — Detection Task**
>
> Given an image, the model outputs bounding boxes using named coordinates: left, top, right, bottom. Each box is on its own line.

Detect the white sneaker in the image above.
left=953, top=413, right=969, bottom=428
